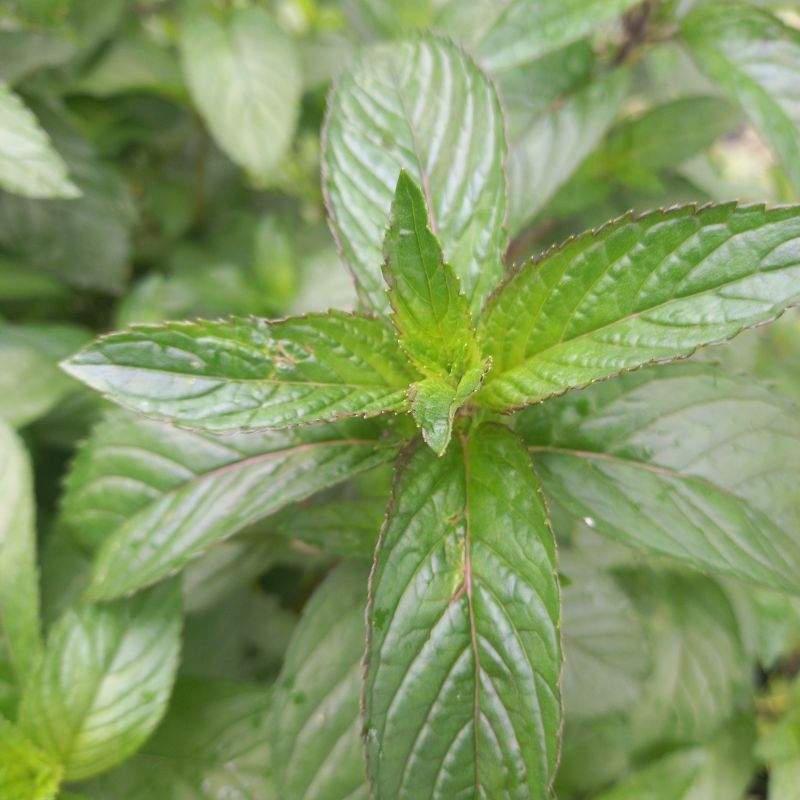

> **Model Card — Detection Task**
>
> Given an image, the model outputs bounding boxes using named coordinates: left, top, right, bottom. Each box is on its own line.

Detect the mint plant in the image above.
left=3, top=2, right=800, bottom=799
left=48, top=31, right=800, bottom=798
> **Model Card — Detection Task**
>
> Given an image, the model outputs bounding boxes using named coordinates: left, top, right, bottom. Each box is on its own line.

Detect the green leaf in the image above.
left=560, top=561, right=649, bottom=720
left=0, top=111, right=136, bottom=294
left=62, top=313, right=417, bottom=433
left=324, top=34, right=507, bottom=317
left=409, top=364, right=489, bottom=455
left=383, top=170, right=480, bottom=377
left=621, top=570, right=750, bottom=750
left=593, top=715, right=755, bottom=800
left=19, top=581, right=181, bottom=781
left=0, top=421, right=42, bottom=682
left=73, top=26, right=185, bottom=99
left=272, top=563, right=369, bottom=799
left=60, top=410, right=399, bottom=599
left=365, top=424, right=561, bottom=799
left=0, top=29, right=75, bottom=85
left=515, top=363, right=800, bottom=591
left=267, top=494, right=387, bottom=560
left=383, top=171, right=489, bottom=452
left=83, top=678, right=274, bottom=800
left=582, top=96, right=742, bottom=188
left=180, top=5, right=300, bottom=182
left=507, top=68, right=630, bottom=234
left=0, top=83, right=79, bottom=199
left=478, top=203, right=800, bottom=412
left=683, top=4, right=800, bottom=193
left=0, top=324, right=89, bottom=428
left=0, top=717, right=62, bottom=800
left=438, top=0, right=641, bottom=73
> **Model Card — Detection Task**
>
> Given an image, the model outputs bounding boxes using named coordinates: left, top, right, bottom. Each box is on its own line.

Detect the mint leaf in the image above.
left=384, top=172, right=489, bottom=453
left=478, top=204, right=800, bottom=411
left=384, top=170, right=480, bottom=377
left=179, top=5, right=300, bottom=182
left=272, top=563, right=369, bottom=799
left=516, top=363, right=800, bottom=591
left=19, top=581, right=181, bottom=781
left=620, top=570, right=750, bottom=750
left=324, top=34, right=507, bottom=317
left=0, top=717, right=61, bottom=800
left=507, top=67, right=630, bottom=234
left=409, top=364, right=489, bottom=456
left=0, top=83, right=79, bottom=199
left=0, top=422, right=42, bottom=682
left=365, top=425, right=561, bottom=798
left=84, top=678, right=274, bottom=800
left=440, top=0, right=641, bottom=73
left=560, top=562, right=648, bottom=720
left=62, top=313, right=416, bottom=432
left=0, top=112, right=135, bottom=294
left=60, top=411, right=399, bottom=599
left=594, top=716, right=755, bottom=800
left=683, top=4, right=800, bottom=193
left=0, top=323, right=88, bottom=428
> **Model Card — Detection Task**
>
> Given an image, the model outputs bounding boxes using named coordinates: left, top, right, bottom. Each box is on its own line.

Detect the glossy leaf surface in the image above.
left=63, top=313, right=416, bottom=432
left=517, top=363, right=800, bottom=591
left=0, top=421, right=41, bottom=680
left=19, top=581, right=181, bottom=781
left=272, top=563, right=369, bottom=799
left=383, top=170, right=479, bottom=378
left=479, top=203, right=800, bottom=411
left=365, top=425, right=561, bottom=799
left=0, top=83, right=78, bottom=199
left=180, top=5, right=300, bottom=181
left=324, top=34, right=506, bottom=316
left=60, top=411, right=399, bottom=599
left=683, top=4, right=800, bottom=192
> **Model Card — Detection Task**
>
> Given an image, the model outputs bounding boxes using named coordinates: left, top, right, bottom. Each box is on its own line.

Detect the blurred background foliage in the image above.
left=2, top=0, right=800, bottom=798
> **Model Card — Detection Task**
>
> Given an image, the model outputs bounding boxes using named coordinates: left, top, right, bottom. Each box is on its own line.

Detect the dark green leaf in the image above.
left=62, top=313, right=417, bottom=433
left=272, top=563, right=369, bottom=799
left=683, top=4, right=800, bottom=193
left=0, top=421, right=42, bottom=682
left=180, top=5, right=300, bottom=182
left=515, top=363, right=800, bottom=591
left=324, top=34, right=507, bottom=316
left=0, top=84, right=78, bottom=199
left=479, top=204, right=800, bottom=411
left=19, top=581, right=182, bottom=781
left=365, top=424, right=561, bottom=799
left=0, top=112, right=135, bottom=294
